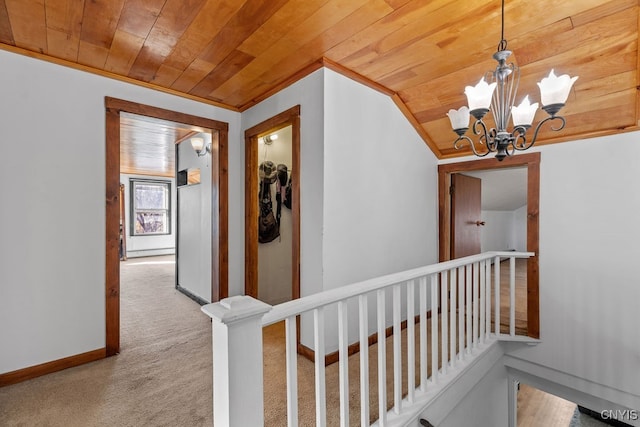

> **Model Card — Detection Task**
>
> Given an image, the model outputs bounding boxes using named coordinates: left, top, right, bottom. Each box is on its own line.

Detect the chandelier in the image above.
left=446, top=0, right=578, bottom=161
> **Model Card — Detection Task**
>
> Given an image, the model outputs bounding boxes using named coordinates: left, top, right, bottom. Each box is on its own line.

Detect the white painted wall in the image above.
left=321, top=69, right=439, bottom=351
left=513, top=204, right=527, bottom=251
left=481, top=210, right=516, bottom=252
left=120, top=174, right=176, bottom=258
left=480, top=206, right=527, bottom=252
left=257, top=128, right=293, bottom=305
left=176, top=138, right=212, bottom=302
left=437, top=355, right=509, bottom=427
left=444, top=132, right=640, bottom=412
left=504, top=132, right=640, bottom=404
left=0, top=49, right=241, bottom=374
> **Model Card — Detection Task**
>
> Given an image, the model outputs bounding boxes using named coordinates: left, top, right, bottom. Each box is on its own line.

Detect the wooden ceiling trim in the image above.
left=238, top=59, right=324, bottom=111
left=0, top=43, right=240, bottom=112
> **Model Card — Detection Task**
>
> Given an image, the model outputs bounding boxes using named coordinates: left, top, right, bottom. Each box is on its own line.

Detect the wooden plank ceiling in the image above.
left=1, top=0, right=638, bottom=163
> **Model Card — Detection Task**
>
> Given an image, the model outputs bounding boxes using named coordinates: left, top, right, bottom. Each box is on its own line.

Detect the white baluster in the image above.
left=393, top=284, right=402, bottom=414
left=479, top=260, right=486, bottom=344
left=431, top=274, right=439, bottom=383
left=358, top=295, right=370, bottom=427
left=201, top=296, right=271, bottom=427
left=458, top=266, right=465, bottom=361
left=472, top=262, right=479, bottom=349
left=485, top=260, right=492, bottom=338
left=494, top=256, right=501, bottom=336
left=449, top=268, right=457, bottom=368
left=285, top=316, right=298, bottom=427
left=406, top=280, right=416, bottom=404
left=338, top=301, right=349, bottom=426
left=466, top=265, right=472, bottom=354
left=314, top=308, right=326, bottom=426
left=377, top=289, right=387, bottom=426
left=440, top=270, right=448, bottom=375
left=419, top=276, right=428, bottom=391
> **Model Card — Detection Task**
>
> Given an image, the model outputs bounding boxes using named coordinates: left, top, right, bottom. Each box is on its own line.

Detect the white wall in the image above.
left=120, top=174, right=176, bottom=258
left=513, top=204, right=527, bottom=252
left=504, top=132, right=640, bottom=404
left=321, top=69, right=440, bottom=351
left=0, top=49, right=241, bottom=374
left=176, top=138, right=212, bottom=302
left=446, top=132, right=640, bottom=412
left=480, top=206, right=527, bottom=252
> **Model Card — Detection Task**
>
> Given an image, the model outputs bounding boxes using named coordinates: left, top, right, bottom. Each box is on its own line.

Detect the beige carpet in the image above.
left=0, top=255, right=213, bottom=426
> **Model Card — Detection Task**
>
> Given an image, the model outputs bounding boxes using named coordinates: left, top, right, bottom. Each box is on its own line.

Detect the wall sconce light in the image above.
left=263, top=134, right=278, bottom=145
left=190, top=136, right=211, bottom=157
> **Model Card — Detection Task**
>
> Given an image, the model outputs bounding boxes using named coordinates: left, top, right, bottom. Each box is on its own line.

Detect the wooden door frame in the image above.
left=105, top=97, right=229, bottom=356
left=438, top=152, right=540, bottom=338
left=244, top=105, right=301, bottom=302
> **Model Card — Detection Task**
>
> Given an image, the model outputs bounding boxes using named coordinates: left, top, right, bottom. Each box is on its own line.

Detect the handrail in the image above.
left=202, top=250, right=535, bottom=426
left=262, top=250, right=533, bottom=326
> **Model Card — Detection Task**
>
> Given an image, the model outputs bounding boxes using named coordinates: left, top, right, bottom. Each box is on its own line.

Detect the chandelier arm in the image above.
left=522, top=115, right=566, bottom=150
left=454, top=135, right=492, bottom=157
left=511, top=126, right=530, bottom=151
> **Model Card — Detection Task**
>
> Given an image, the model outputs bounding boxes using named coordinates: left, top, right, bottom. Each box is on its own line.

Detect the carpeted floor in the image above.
left=0, top=255, right=214, bottom=426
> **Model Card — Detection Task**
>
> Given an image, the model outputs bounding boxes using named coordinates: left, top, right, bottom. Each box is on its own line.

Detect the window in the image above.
left=130, top=180, right=171, bottom=235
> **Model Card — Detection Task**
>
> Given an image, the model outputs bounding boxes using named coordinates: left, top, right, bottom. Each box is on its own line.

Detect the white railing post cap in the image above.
left=201, top=295, right=272, bottom=324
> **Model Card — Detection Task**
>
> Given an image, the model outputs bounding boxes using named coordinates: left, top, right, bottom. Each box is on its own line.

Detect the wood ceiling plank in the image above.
left=190, top=49, right=255, bottom=97
left=197, top=0, right=288, bottom=67
left=151, top=63, right=183, bottom=87
left=236, top=0, right=330, bottom=57
left=209, top=0, right=390, bottom=103
left=0, top=0, right=14, bottom=44
left=116, top=0, right=166, bottom=39
left=170, top=58, right=216, bottom=93
left=5, top=0, right=46, bottom=51
left=44, top=0, right=84, bottom=35
left=128, top=0, right=208, bottom=81
left=325, top=0, right=452, bottom=63
left=162, top=0, right=247, bottom=72
left=79, top=0, right=125, bottom=49
left=44, top=0, right=84, bottom=61
left=77, top=40, right=110, bottom=68
left=570, top=0, right=637, bottom=28
left=46, top=28, right=80, bottom=61
left=104, top=29, right=146, bottom=75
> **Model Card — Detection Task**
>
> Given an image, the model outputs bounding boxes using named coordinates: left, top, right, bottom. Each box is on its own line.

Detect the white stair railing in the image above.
left=202, top=251, right=534, bottom=427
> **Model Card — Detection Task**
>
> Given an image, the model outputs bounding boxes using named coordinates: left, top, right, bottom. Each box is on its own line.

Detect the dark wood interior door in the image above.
left=451, top=173, right=482, bottom=259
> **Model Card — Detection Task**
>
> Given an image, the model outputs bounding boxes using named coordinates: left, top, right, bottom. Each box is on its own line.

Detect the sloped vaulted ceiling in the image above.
left=1, top=0, right=638, bottom=159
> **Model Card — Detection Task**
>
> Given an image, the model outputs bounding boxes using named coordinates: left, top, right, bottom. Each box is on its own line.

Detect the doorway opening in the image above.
left=244, top=105, right=301, bottom=304
left=438, top=152, right=540, bottom=338
left=105, top=97, right=229, bottom=356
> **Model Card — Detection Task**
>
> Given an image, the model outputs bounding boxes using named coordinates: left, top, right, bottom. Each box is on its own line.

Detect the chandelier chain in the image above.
left=497, top=0, right=507, bottom=52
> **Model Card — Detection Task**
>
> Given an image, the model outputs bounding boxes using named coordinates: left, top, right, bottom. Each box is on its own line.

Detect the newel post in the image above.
left=201, top=295, right=272, bottom=427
